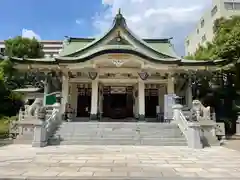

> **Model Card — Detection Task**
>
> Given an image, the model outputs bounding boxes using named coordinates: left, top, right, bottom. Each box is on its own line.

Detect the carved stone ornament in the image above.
left=112, top=59, right=124, bottom=67
left=138, top=72, right=149, bottom=80
left=88, top=72, right=98, bottom=80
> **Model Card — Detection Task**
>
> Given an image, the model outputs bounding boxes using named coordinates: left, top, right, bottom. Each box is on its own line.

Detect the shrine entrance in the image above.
left=77, top=86, right=91, bottom=117
left=145, top=89, right=159, bottom=118
left=102, top=86, right=133, bottom=119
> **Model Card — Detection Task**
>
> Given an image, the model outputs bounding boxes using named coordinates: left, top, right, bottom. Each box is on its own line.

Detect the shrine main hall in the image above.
left=9, top=10, right=224, bottom=121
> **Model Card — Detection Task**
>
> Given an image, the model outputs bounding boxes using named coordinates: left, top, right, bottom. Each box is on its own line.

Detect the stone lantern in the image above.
left=174, top=96, right=182, bottom=105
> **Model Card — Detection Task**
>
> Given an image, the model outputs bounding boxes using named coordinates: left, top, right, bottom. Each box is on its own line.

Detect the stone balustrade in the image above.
left=11, top=102, right=62, bottom=147
left=173, top=100, right=220, bottom=149
left=32, top=103, right=61, bottom=147
left=173, top=104, right=202, bottom=149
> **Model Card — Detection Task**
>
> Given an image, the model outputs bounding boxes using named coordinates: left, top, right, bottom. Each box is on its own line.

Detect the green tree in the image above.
left=4, top=36, right=44, bottom=58
left=187, top=16, right=240, bottom=61
left=2, top=36, right=45, bottom=90
left=0, top=36, right=45, bottom=117
left=186, top=16, right=240, bottom=134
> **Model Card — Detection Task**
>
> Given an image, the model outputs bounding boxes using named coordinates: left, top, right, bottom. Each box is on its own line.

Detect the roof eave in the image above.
left=10, top=57, right=57, bottom=64
left=180, top=58, right=228, bottom=66
left=56, top=48, right=180, bottom=64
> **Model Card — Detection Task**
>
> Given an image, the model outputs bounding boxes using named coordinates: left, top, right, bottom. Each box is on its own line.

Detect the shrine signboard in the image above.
left=164, top=94, right=176, bottom=121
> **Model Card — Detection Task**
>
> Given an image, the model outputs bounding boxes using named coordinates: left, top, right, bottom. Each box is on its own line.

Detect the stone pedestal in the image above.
left=187, top=123, right=203, bottom=149
left=199, top=120, right=219, bottom=147
left=32, top=120, right=47, bottom=147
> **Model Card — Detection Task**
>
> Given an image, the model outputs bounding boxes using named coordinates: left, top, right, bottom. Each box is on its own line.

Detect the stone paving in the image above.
left=0, top=145, right=240, bottom=179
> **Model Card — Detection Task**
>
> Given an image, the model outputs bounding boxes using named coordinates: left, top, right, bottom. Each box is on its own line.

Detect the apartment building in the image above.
left=185, top=0, right=240, bottom=55
left=0, top=40, right=63, bottom=57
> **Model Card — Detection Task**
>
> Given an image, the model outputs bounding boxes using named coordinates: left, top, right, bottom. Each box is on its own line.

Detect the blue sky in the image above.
left=0, top=0, right=104, bottom=39
left=0, top=0, right=210, bottom=55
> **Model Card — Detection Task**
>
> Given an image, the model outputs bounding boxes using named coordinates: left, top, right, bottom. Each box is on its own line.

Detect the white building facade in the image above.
left=185, top=0, right=240, bottom=55
left=0, top=40, right=62, bottom=57
left=10, top=11, right=223, bottom=121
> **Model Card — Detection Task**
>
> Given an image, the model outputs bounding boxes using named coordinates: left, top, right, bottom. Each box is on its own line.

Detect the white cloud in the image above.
left=22, top=29, right=41, bottom=40
left=76, top=19, right=84, bottom=25
left=93, top=0, right=212, bottom=55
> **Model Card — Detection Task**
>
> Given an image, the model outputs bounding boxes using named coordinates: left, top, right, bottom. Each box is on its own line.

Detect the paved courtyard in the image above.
left=0, top=145, right=240, bottom=179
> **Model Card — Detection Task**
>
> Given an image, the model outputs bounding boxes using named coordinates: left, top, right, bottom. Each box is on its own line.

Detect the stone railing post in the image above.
left=172, top=104, right=183, bottom=122
left=187, top=123, right=203, bottom=149
left=32, top=107, right=47, bottom=147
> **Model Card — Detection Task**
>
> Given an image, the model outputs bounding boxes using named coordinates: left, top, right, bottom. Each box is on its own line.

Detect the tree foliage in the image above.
left=187, top=16, right=240, bottom=61
left=185, top=16, right=240, bottom=134
left=0, top=36, right=45, bottom=117
left=4, top=36, right=44, bottom=58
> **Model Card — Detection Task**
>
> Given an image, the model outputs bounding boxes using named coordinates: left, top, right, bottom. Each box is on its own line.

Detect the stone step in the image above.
left=57, top=141, right=187, bottom=146
left=55, top=132, right=184, bottom=137
left=58, top=137, right=185, bottom=141
left=49, top=122, right=187, bottom=146
left=57, top=139, right=186, bottom=144
left=56, top=132, right=182, bottom=135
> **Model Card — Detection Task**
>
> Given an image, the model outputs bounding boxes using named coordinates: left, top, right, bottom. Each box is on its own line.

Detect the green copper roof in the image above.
left=59, top=38, right=177, bottom=58
left=145, top=40, right=178, bottom=58
left=57, top=10, right=180, bottom=61
left=59, top=38, right=93, bottom=56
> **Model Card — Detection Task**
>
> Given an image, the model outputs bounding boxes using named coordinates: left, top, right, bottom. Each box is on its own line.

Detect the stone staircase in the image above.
left=49, top=122, right=187, bottom=146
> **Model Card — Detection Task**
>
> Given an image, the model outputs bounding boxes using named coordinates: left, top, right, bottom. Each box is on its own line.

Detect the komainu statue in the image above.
left=28, top=98, right=43, bottom=116
left=191, top=100, right=211, bottom=121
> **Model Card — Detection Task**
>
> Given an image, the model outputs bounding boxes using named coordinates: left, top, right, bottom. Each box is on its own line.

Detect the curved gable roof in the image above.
left=58, top=10, right=180, bottom=62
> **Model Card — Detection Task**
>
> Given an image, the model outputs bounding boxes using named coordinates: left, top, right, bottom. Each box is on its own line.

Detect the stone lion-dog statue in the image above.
left=192, top=100, right=211, bottom=121
left=27, top=98, right=43, bottom=117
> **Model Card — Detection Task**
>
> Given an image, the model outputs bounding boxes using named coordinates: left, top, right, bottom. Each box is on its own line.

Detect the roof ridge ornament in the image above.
left=114, top=8, right=126, bottom=27
left=118, top=8, right=121, bottom=15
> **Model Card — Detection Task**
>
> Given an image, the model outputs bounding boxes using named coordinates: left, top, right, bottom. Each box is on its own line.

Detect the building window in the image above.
left=202, top=34, right=206, bottom=42
left=201, top=19, right=205, bottom=28
left=186, top=40, right=190, bottom=46
left=211, top=5, right=218, bottom=16
left=197, top=29, right=199, bottom=34
left=0, top=48, right=5, bottom=54
left=224, top=2, right=240, bottom=10
left=224, top=2, right=234, bottom=10
left=234, top=2, right=240, bottom=10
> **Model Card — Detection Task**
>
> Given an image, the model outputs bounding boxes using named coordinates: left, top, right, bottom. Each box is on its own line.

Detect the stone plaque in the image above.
left=215, top=122, right=225, bottom=136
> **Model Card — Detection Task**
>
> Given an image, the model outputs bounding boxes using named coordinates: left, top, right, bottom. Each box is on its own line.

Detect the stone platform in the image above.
left=0, top=145, right=240, bottom=179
